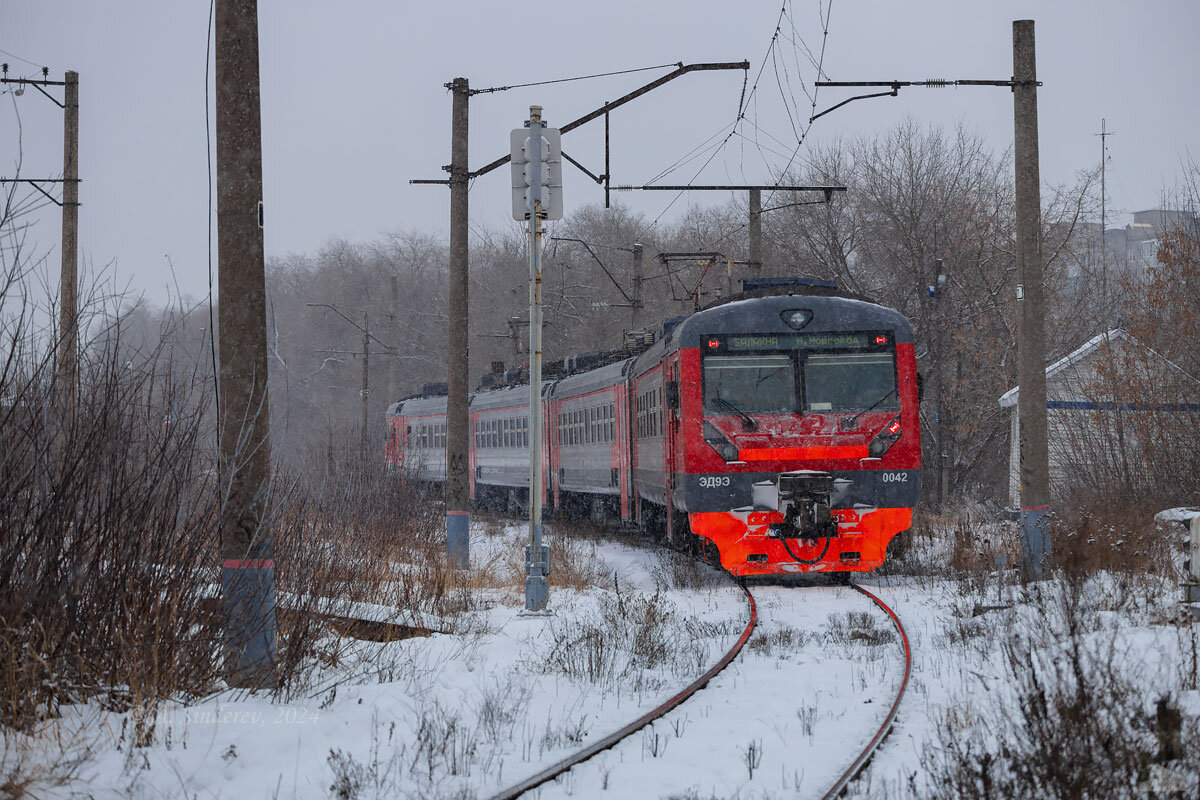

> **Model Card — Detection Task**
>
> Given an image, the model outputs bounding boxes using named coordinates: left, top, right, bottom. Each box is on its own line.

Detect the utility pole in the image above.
left=446, top=77, right=471, bottom=570
left=389, top=275, right=401, bottom=402
left=1013, top=19, right=1051, bottom=578
left=811, top=20, right=1052, bottom=576
left=59, top=70, right=79, bottom=434
left=304, top=303, right=395, bottom=458
left=931, top=260, right=948, bottom=508
left=1095, top=118, right=1114, bottom=300
left=631, top=242, right=644, bottom=330
left=360, top=312, right=370, bottom=455
left=0, top=66, right=81, bottom=442
left=413, top=63, right=750, bottom=573
left=215, top=0, right=275, bottom=688
left=748, top=188, right=762, bottom=274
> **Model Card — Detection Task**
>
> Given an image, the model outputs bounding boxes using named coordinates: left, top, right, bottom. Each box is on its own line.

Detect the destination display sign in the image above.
left=707, top=332, right=890, bottom=352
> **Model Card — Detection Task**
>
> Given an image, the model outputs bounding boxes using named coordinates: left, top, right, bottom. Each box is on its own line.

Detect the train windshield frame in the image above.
left=701, top=332, right=899, bottom=416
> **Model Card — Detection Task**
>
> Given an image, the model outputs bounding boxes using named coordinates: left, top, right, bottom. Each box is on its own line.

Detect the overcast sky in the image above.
left=3, top=1, right=1198, bottom=307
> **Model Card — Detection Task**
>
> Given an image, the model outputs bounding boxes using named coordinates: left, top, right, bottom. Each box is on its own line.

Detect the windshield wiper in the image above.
left=845, top=386, right=898, bottom=427
left=713, top=394, right=758, bottom=430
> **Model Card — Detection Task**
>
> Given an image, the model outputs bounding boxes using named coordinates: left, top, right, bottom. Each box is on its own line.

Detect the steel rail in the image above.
left=819, top=583, right=912, bottom=800
left=487, top=581, right=757, bottom=800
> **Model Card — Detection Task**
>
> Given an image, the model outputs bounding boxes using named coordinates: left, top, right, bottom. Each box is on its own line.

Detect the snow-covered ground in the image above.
left=8, top=512, right=1200, bottom=799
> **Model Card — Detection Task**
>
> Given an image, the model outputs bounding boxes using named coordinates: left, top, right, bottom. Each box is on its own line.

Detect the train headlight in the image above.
left=780, top=309, right=813, bottom=330
left=868, top=415, right=902, bottom=458
left=703, top=421, right=739, bottom=462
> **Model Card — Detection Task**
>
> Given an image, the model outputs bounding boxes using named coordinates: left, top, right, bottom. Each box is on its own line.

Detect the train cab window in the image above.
left=804, top=353, right=897, bottom=413
left=703, top=355, right=796, bottom=415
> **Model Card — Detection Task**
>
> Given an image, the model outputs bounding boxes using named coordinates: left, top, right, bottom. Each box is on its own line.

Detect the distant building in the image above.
left=999, top=330, right=1200, bottom=507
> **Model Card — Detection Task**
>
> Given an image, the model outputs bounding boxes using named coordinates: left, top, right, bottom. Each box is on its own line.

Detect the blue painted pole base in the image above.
left=447, top=511, right=470, bottom=570
left=1020, top=506, right=1051, bottom=580
left=221, top=559, right=277, bottom=689
left=524, top=573, right=548, bottom=612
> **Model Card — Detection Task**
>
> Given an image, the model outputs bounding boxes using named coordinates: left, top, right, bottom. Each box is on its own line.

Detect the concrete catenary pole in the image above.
left=389, top=274, right=401, bottom=401
left=631, top=242, right=644, bottom=331
left=57, top=70, right=79, bottom=434
left=215, top=0, right=276, bottom=687
left=1013, top=19, right=1051, bottom=578
left=445, top=77, right=471, bottom=569
left=360, top=312, right=370, bottom=456
left=748, top=187, right=762, bottom=275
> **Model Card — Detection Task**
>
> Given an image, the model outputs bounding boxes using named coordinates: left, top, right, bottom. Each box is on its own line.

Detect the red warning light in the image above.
left=887, top=420, right=901, bottom=434
left=707, top=339, right=720, bottom=349
left=875, top=335, right=888, bottom=344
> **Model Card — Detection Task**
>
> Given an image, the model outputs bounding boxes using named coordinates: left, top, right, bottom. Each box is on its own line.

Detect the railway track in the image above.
left=487, top=574, right=912, bottom=800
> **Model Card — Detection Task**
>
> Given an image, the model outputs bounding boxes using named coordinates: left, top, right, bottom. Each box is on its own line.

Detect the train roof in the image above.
left=549, top=356, right=635, bottom=400
left=472, top=381, right=551, bottom=411
left=675, top=293, right=914, bottom=347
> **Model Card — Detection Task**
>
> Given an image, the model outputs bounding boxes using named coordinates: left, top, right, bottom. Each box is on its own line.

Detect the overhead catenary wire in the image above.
left=631, top=3, right=790, bottom=241
left=0, top=47, right=46, bottom=70
left=470, top=62, right=683, bottom=95
left=633, top=0, right=835, bottom=248
left=688, top=0, right=835, bottom=258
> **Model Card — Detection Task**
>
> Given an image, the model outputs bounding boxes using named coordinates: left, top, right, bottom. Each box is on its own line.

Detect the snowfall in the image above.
left=7, top=510, right=1200, bottom=800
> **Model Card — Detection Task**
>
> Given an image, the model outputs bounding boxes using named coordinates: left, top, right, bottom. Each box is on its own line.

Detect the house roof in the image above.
left=999, top=328, right=1200, bottom=408
left=998, top=329, right=1126, bottom=408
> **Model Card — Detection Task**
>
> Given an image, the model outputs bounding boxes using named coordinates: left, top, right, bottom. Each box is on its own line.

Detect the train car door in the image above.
left=664, top=355, right=683, bottom=543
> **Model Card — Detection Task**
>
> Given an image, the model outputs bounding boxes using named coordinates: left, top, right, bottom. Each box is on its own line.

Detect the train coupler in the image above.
left=763, top=471, right=839, bottom=541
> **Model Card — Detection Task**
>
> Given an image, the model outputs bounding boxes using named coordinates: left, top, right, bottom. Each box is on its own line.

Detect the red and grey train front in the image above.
left=676, top=295, right=922, bottom=576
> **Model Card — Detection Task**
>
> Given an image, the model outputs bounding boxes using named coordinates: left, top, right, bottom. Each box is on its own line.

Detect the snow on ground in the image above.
left=533, top=582, right=904, bottom=800
left=20, top=521, right=748, bottom=800
left=12, top=513, right=1200, bottom=799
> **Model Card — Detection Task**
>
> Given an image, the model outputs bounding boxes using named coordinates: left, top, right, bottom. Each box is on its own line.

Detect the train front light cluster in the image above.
left=868, top=415, right=902, bottom=458
left=702, top=421, right=739, bottom=462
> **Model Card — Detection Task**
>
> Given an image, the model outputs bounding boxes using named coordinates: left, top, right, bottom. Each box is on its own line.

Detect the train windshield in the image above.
left=702, top=355, right=796, bottom=414
left=804, top=352, right=897, bottom=412
left=702, top=347, right=898, bottom=417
